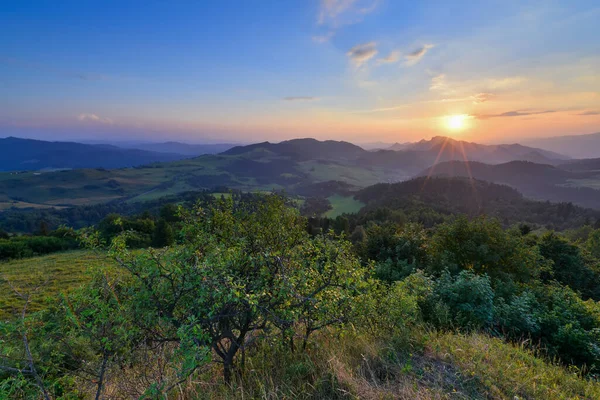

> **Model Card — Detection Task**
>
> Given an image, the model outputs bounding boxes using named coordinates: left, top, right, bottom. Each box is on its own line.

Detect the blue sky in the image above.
left=1, top=0, right=599, bottom=143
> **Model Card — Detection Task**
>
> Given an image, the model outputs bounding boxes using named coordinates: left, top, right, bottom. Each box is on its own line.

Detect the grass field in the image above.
left=0, top=250, right=108, bottom=320
left=324, top=194, right=365, bottom=218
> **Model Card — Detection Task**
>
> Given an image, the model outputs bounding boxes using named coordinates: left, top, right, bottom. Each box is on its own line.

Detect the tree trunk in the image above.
left=95, top=350, right=109, bottom=400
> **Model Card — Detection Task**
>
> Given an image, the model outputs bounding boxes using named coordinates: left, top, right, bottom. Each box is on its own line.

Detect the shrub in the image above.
left=431, top=270, right=495, bottom=330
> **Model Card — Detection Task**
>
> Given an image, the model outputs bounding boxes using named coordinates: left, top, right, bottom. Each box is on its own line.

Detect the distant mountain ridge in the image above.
left=223, top=138, right=366, bottom=161
left=524, top=132, right=600, bottom=159
left=0, top=137, right=190, bottom=171
left=388, top=136, right=569, bottom=164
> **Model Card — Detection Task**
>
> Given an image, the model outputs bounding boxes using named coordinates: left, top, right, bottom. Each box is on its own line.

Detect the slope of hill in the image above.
left=524, top=132, right=600, bottom=159
left=355, top=176, right=600, bottom=229
left=418, top=160, right=600, bottom=209
left=223, top=138, right=367, bottom=161
left=123, top=141, right=236, bottom=156
left=0, top=137, right=188, bottom=171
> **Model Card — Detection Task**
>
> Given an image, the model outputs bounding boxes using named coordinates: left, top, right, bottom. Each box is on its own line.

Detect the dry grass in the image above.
left=427, top=331, right=600, bottom=400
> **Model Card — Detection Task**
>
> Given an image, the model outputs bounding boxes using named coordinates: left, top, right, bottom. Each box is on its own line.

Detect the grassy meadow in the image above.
left=324, top=195, right=365, bottom=218
left=0, top=250, right=108, bottom=320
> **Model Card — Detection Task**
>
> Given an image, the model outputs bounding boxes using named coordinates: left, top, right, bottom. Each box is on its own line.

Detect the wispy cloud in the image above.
left=486, top=76, right=526, bottom=89
left=429, top=73, right=447, bottom=91
left=472, top=92, right=494, bottom=104
left=404, top=44, right=434, bottom=66
left=317, top=0, right=379, bottom=26
left=475, top=110, right=556, bottom=119
left=78, top=113, right=113, bottom=124
left=312, top=31, right=335, bottom=43
left=283, top=96, right=320, bottom=101
left=576, top=110, right=600, bottom=116
left=347, top=42, right=378, bottom=67
left=377, top=50, right=401, bottom=65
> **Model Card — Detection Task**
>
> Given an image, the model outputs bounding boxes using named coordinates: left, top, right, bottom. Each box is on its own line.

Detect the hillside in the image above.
left=121, top=141, right=236, bottom=156
left=223, top=138, right=367, bottom=161
left=524, top=131, right=600, bottom=159
left=418, top=160, right=600, bottom=209
left=0, top=137, right=189, bottom=171
left=354, top=176, right=600, bottom=229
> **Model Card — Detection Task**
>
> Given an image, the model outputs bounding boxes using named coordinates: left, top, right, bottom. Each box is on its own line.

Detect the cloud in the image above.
left=472, top=93, right=494, bottom=104
left=429, top=74, right=447, bottom=91
left=486, top=76, right=525, bottom=89
left=317, top=0, right=379, bottom=26
left=283, top=96, right=320, bottom=101
left=475, top=110, right=556, bottom=119
left=77, top=113, right=113, bottom=124
left=347, top=42, right=378, bottom=67
left=576, top=110, right=600, bottom=116
left=377, top=50, right=401, bottom=65
left=312, top=31, right=335, bottom=43
left=404, top=44, right=434, bottom=66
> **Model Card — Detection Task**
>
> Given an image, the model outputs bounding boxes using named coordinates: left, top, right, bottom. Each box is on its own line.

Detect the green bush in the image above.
left=431, top=271, right=495, bottom=330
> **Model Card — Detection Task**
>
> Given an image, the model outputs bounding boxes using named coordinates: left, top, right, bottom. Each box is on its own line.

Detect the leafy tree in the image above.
left=58, top=269, right=135, bottom=399
left=152, top=218, right=174, bottom=247
left=429, top=217, right=544, bottom=285
left=538, top=232, right=600, bottom=300
left=586, top=229, right=600, bottom=259
left=432, top=271, right=495, bottom=329
left=365, top=223, right=428, bottom=282
left=108, top=194, right=366, bottom=385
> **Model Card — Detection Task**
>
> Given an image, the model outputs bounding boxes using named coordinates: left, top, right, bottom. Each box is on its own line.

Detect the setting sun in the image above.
left=445, top=114, right=470, bottom=131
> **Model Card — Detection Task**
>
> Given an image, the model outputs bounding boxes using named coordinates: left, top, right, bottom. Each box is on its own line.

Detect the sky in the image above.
left=1, top=0, right=599, bottom=144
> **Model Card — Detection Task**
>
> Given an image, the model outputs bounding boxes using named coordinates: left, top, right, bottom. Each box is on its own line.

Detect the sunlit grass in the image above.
left=0, top=250, right=110, bottom=320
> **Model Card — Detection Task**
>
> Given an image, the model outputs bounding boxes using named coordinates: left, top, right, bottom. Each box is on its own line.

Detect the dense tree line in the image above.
left=0, top=227, right=79, bottom=261
left=0, top=190, right=222, bottom=234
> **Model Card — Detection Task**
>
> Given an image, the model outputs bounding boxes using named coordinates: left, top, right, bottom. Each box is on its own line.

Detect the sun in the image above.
left=445, top=114, right=470, bottom=131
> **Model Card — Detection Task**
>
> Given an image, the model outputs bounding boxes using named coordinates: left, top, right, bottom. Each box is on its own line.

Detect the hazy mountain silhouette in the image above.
left=0, top=137, right=189, bottom=171
left=390, top=136, right=569, bottom=164
left=524, top=132, right=600, bottom=159
left=223, top=138, right=366, bottom=161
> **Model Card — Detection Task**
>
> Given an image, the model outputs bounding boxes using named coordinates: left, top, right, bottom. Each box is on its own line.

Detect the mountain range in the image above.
left=388, top=136, right=569, bottom=164
left=0, top=137, right=191, bottom=171
left=0, top=136, right=599, bottom=212
left=523, top=132, right=600, bottom=159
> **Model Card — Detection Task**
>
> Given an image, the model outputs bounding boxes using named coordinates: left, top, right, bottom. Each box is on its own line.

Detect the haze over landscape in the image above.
left=2, top=2, right=600, bottom=399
